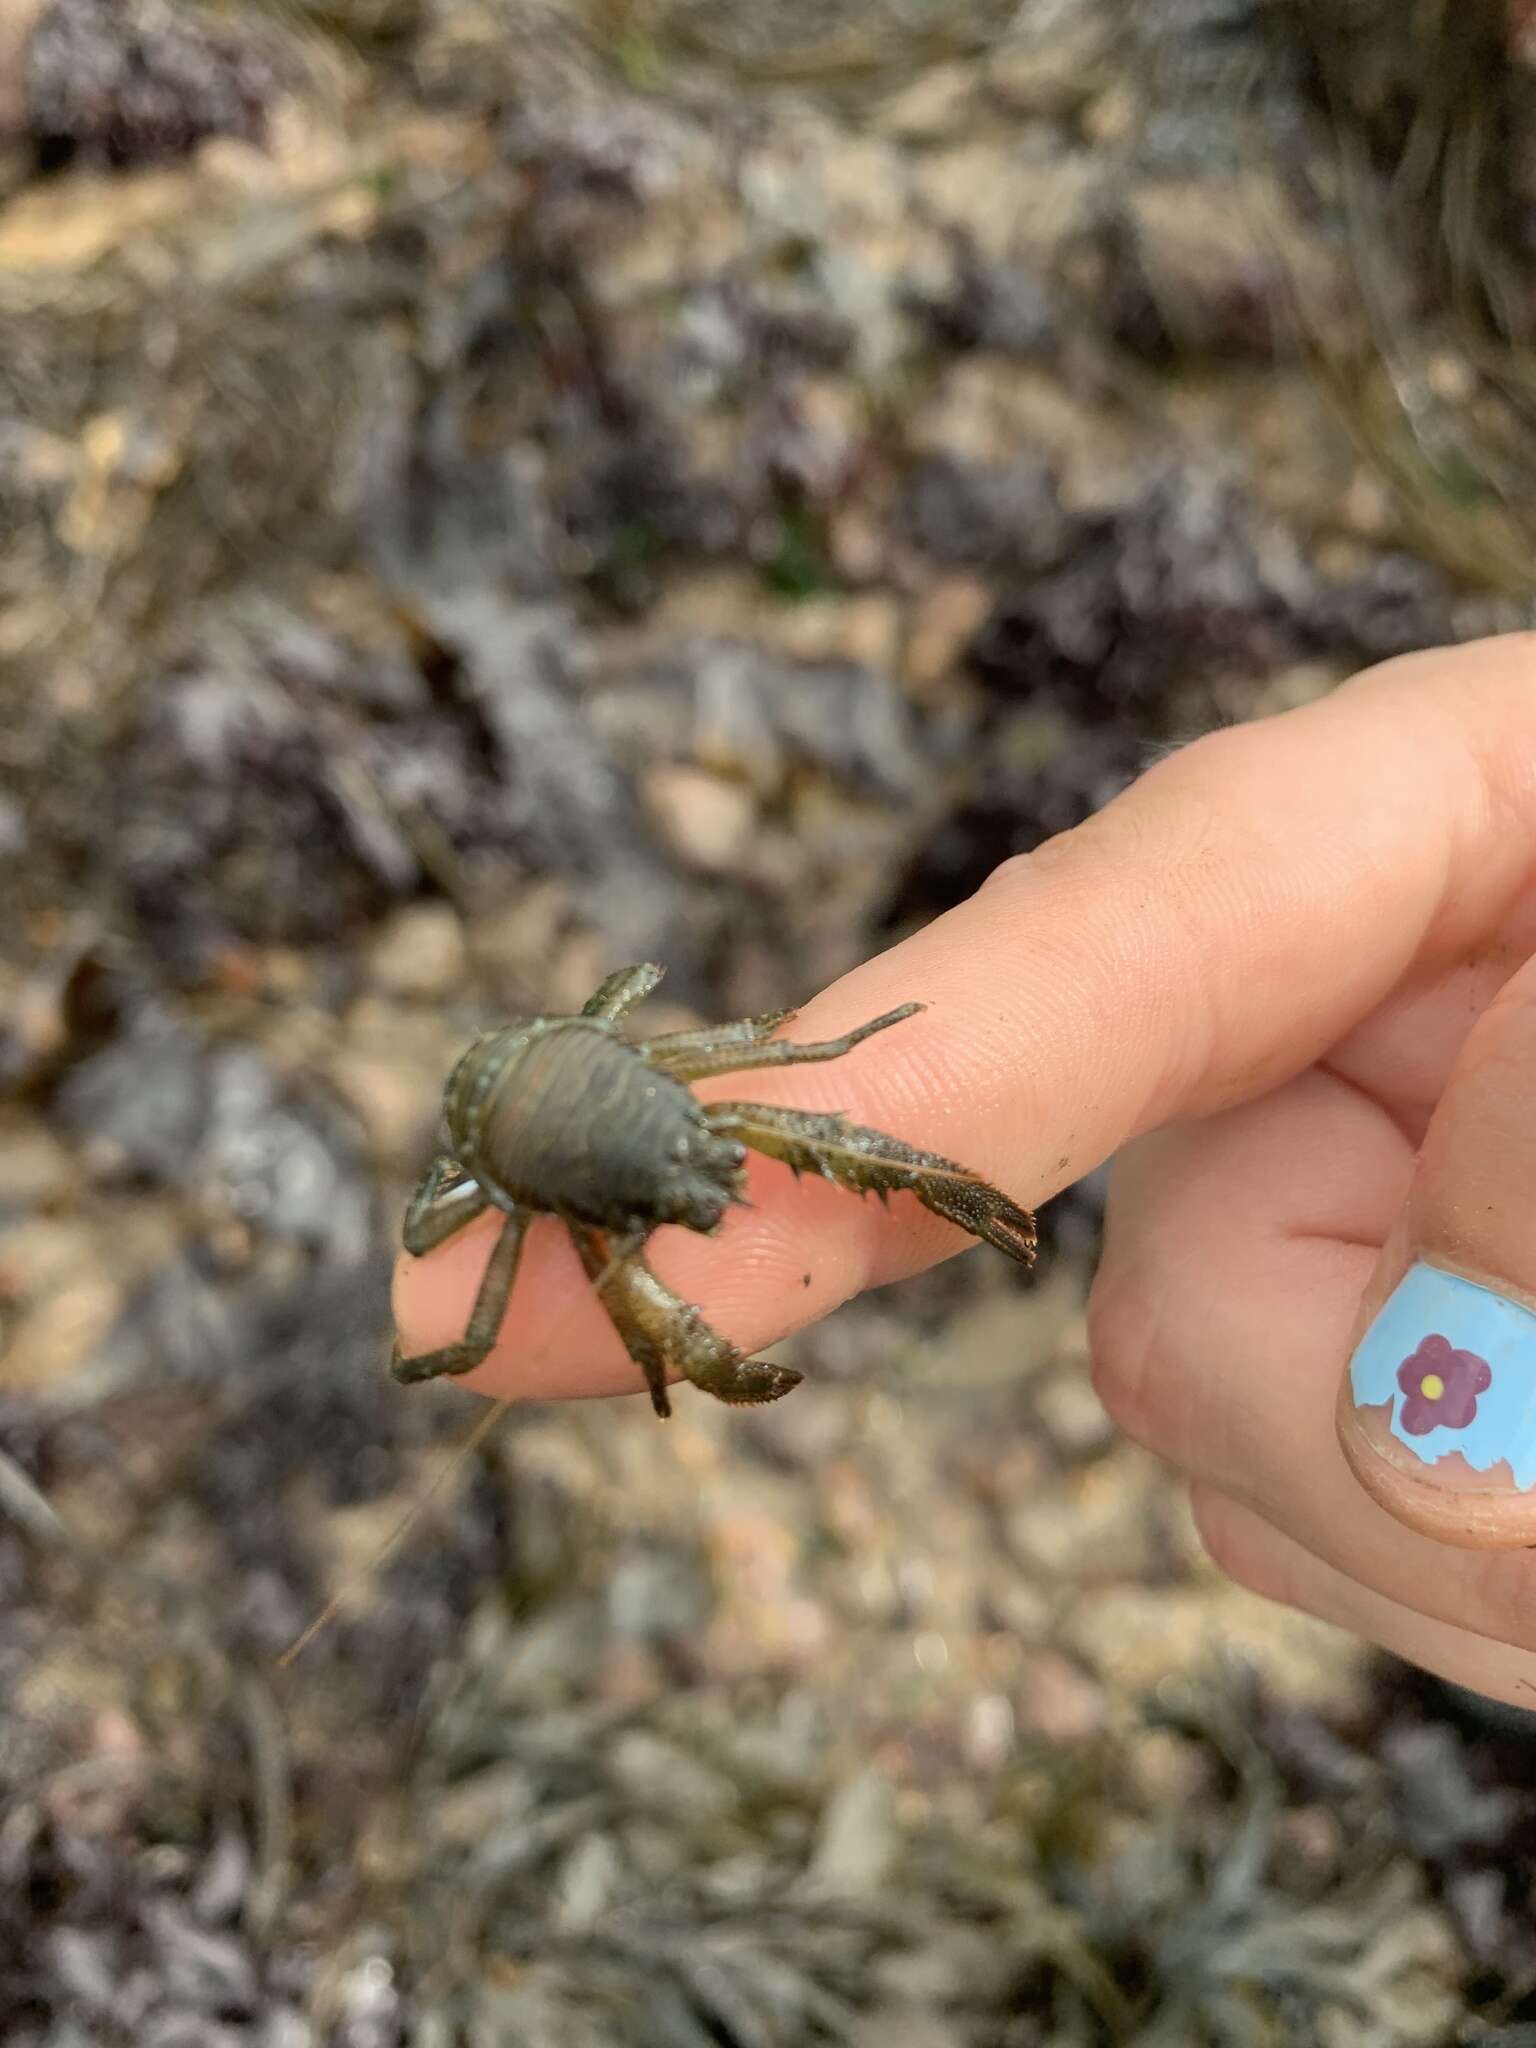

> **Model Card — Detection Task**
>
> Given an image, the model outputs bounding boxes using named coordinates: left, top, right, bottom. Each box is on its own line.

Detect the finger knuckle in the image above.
left=1188, top=1488, right=1289, bottom=1604
left=1086, top=1258, right=1173, bottom=1453
left=1464, top=1551, right=1536, bottom=1658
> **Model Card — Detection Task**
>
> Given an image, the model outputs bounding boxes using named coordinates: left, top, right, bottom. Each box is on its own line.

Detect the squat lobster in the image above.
left=392, top=963, right=1036, bottom=1417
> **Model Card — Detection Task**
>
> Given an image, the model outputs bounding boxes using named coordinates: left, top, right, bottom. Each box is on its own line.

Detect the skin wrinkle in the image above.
left=1085, top=1226, right=1185, bottom=1456
left=1427, top=658, right=1536, bottom=955
left=1461, top=1540, right=1536, bottom=1658
left=1189, top=1486, right=1536, bottom=1711
left=1316, top=1054, right=1425, bottom=1152
left=979, top=834, right=1208, bottom=1152
left=1460, top=645, right=1536, bottom=865
left=1322, top=944, right=1534, bottom=1143
left=1285, top=1231, right=1394, bottom=1252
left=1105, top=1195, right=1342, bottom=1485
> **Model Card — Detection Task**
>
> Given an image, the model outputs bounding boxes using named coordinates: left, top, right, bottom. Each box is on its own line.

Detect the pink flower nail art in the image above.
left=1395, top=1333, right=1491, bottom=1436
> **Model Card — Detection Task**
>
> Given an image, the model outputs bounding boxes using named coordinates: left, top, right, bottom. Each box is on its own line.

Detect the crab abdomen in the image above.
left=449, top=1020, right=745, bottom=1234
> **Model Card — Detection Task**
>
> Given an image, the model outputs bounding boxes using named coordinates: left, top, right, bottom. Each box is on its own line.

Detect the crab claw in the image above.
left=691, top=1358, right=804, bottom=1406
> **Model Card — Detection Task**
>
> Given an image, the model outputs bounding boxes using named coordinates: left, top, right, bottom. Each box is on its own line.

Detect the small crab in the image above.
left=391, top=963, right=1036, bottom=1416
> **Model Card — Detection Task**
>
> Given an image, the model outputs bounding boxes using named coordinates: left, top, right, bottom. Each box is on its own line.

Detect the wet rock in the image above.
left=1380, top=1721, right=1523, bottom=1862
left=0, top=1123, right=74, bottom=1219
left=879, top=63, right=979, bottom=144
left=900, top=451, right=1067, bottom=573
left=52, top=1012, right=210, bottom=1186
left=359, top=329, right=702, bottom=977
left=25, top=0, right=285, bottom=173
left=499, top=88, right=696, bottom=217
left=968, top=469, right=1299, bottom=715
left=745, top=378, right=865, bottom=505
left=1033, top=1361, right=1115, bottom=1461
left=1126, top=0, right=1301, bottom=177
left=364, top=905, right=467, bottom=1002
left=0, top=3, right=45, bottom=150
left=142, top=1900, right=259, bottom=2015
left=806, top=1768, right=898, bottom=1899
left=1302, top=550, right=1459, bottom=664
left=54, top=1020, right=371, bottom=1263
left=881, top=725, right=1144, bottom=927
left=986, top=6, right=1115, bottom=116
left=110, top=590, right=692, bottom=983
left=743, top=291, right=858, bottom=377
left=902, top=577, right=997, bottom=696
left=79, top=1243, right=260, bottom=1390
left=641, top=764, right=756, bottom=874
left=593, top=636, right=922, bottom=803
left=115, top=636, right=418, bottom=967
left=331, top=1004, right=450, bottom=1164
left=1016, top=1650, right=1107, bottom=1743
left=201, top=1046, right=371, bottom=1258
left=188, top=1832, right=249, bottom=1926
left=45, top=1926, right=119, bottom=2013
left=0, top=1211, right=128, bottom=1392
left=913, top=236, right=1058, bottom=358
left=1096, top=178, right=1324, bottom=359
left=0, top=793, right=27, bottom=857
left=424, top=595, right=690, bottom=975
left=552, top=424, right=744, bottom=613
left=605, top=1542, right=714, bottom=1647
left=39, top=1001, right=378, bottom=1411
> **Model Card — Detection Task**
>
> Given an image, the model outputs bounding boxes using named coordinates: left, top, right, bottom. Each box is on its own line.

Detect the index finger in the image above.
left=394, top=635, right=1536, bottom=1403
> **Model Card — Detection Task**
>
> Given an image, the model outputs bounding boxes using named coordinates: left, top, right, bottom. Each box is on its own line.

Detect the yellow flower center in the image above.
left=1419, top=1372, right=1446, bottom=1402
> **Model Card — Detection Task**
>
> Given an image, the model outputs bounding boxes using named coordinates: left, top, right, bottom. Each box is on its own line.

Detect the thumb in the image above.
left=1340, top=950, right=1536, bottom=1546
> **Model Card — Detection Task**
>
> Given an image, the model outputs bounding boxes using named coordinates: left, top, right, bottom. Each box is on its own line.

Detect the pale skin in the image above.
left=395, top=634, right=1536, bottom=1711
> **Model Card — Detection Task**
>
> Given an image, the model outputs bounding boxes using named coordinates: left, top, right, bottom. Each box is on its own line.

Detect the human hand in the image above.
left=394, top=634, right=1536, bottom=1708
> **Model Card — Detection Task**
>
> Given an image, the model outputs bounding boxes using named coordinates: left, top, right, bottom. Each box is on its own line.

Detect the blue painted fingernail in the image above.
left=1348, top=1262, right=1536, bottom=1490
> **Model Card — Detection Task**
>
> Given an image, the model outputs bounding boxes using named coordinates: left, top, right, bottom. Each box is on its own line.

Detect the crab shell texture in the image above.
left=444, top=1018, right=749, bottom=1237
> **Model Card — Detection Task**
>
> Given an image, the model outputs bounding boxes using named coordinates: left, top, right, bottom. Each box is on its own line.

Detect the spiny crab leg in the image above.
left=568, top=1223, right=801, bottom=1417
left=645, top=1003, right=921, bottom=1086
left=704, top=1102, right=1037, bottom=1266
left=390, top=1206, right=530, bottom=1385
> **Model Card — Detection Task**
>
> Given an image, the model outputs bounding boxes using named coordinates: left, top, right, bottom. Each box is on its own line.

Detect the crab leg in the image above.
left=401, top=1154, right=491, bottom=1257
left=391, top=1206, right=531, bottom=1384
left=703, top=1103, right=1037, bottom=1266
left=581, top=962, right=666, bottom=1024
left=569, top=1224, right=801, bottom=1418
left=646, top=1002, right=921, bottom=1085
left=638, top=1006, right=796, bottom=1074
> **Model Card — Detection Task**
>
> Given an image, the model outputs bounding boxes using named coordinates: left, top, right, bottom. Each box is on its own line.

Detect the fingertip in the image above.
left=390, top=1210, right=643, bottom=1403
left=384, top=1150, right=948, bottom=1412
left=388, top=1206, right=495, bottom=1358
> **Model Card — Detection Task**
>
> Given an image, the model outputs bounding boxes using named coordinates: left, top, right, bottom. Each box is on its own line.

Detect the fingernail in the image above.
left=1341, top=1260, right=1536, bottom=1544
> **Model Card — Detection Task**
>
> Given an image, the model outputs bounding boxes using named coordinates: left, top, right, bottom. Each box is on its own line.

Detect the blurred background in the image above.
left=6, top=1, right=1536, bottom=2041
